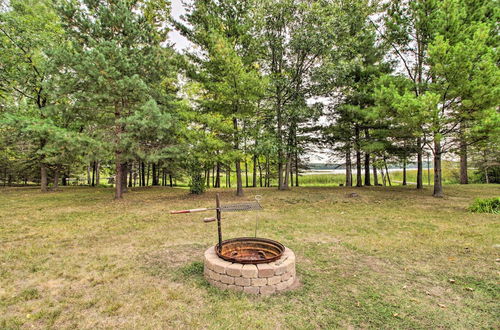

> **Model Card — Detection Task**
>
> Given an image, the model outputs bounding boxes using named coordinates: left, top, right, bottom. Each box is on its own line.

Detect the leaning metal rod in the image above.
left=254, top=195, right=262, bottom=237
left=216, top=193, right=222, bottom=252
left=170, top=207, right=214, bottom=214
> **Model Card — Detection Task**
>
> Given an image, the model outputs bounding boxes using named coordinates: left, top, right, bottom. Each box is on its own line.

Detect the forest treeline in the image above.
left=0, top=0, right=498, bottom=199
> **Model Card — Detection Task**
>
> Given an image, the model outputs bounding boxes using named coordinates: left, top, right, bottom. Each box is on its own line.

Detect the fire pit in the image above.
left=216, top=237, right=284, bottom=264
left=204, top=244, right=296, bottom=295
left=171, top=193, right=297, bottom=295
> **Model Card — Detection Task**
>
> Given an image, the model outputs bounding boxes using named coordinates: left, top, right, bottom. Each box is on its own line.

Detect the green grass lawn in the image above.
left=1, top=185, right=499, bottom=329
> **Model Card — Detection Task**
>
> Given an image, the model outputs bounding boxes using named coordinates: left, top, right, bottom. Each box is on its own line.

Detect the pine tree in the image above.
left=0, top=0, right=67, bottom=191
left=176, top=0, right=266, bottom=196
left=57, top=0, right=176, bottom=199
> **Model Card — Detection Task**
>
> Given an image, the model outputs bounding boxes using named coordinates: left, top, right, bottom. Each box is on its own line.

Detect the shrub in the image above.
left=474, top=166, right=500, bottom=184
left=189, top=171, right=205, bottom=195
left=468, top=197, right=500, bottom=214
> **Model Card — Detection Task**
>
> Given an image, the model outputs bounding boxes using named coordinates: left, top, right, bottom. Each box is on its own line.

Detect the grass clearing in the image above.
left=1, top=185, right=499, bottom=328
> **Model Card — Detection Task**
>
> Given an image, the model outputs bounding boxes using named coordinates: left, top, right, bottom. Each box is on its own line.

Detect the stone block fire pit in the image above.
left=203, top=241, right=296, bottom=295
left=171, top=194, right=297, bottom=295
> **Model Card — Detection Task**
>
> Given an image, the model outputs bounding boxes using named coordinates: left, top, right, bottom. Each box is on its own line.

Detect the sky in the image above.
left=168, top=0, right=191, bottom=52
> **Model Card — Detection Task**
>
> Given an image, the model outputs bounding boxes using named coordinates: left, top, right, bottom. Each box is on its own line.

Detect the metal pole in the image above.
left=254, top=195, right=262, bottom=238
left=216, top=193, right=222, bottom=252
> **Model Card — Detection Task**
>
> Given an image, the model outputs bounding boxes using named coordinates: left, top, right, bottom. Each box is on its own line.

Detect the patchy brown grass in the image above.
left=0, top=184, right=499, bottom=329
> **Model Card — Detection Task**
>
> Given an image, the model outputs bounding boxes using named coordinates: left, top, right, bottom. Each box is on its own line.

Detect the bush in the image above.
left=189, top=171, right=205, bottom=194
left=468, top=197, right=500, bottom=214
left=474, top=166, right=500, bottom=184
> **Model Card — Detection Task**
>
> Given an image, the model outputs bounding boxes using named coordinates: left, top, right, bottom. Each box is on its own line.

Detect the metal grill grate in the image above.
left=170, top=194, right=263, bottom=250
left=220, top=201, right=262, bottom=212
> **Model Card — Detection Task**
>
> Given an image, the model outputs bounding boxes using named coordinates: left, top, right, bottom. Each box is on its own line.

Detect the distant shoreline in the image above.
left=303, top=168, right=432, bottom=175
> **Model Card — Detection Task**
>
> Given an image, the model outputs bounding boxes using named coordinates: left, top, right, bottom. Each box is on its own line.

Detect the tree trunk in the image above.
left=87, top=164, right=91, bottom=186
left=235, top=160, right=242, bottom=195
left=267, top=157, right=271, bottom=187
left=141, top=161, right=146, bottom=187
left=427, top=152, right=431, bottom=186
left=402, top=157, right=407, bottom=186
left=146, top=163, right=150, bottom=186
left=233, top=118, right=243, bottom=196
left=384, top=156, right=392, bottom=186
left=277, top=155, right=284, bottom=188
left=53, top=168, right=59, bottom=190
left=253, top=157, right=262, bottom=187
left=416, top=137, right=423, bottom=189
left=215, top=162, right=221, bottom=188
left=258, top=158, right=263, bottom=187
left=121, top=162, right=128, bottom=193
left=372, top=156, right=378, bottom=186
left=295, top=148, right=299, bottom=187
left=433, top=139, right=443, bottom=197
left=364, top=129, right=371, bottom=186
left=92, top=161, right=96, bottom=186
left=345, top=146, right=352, bottom=187
left=212, top=166, right=215, bottom=187
left=114, top=102, right=123, bottom=200
left=40, top=164, right=48, bottom=192
left=277, top=96, right=285, bottom=190
left=364, top=153, right=370, bottom=186
left=133, top=164, right=137, bottom=187
left=95, top=161, right=100, bottom=185
left=206, top=167, right=210, bottom=188
left=459, top=135, right=468, bottom=184
left=252, top=154, right=257, bottom=187
left=265, top=156, right=269, bottom=187
left=128, top=164, right=133, bottom=188
left=115, top=156, right=123, bottom=199
left=284, top=156, right=290, bottom=189
left=245, top=158, right=249, bottom=188
left=355, top=126, right=362, bottom=187
left=152, top=163, right=158, bottom=185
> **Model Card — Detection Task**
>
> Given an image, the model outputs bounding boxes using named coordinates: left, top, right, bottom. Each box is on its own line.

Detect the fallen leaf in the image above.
left=438, top=304, right=446, bottom=308
left=393, top=313, right=399, bottom=317
left=466, top=287, right=474, bottom=291
left=448, top=279, right=455, bottom=284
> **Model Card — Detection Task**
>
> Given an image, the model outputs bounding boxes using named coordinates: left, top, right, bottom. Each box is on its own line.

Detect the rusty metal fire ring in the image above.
left=215, top=237, right=285, bottom=264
